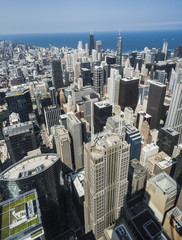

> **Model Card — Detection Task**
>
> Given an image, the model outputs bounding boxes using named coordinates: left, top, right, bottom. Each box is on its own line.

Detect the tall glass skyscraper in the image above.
left=89, top=33, right=94, bottom=56
left=52, top=59, right=63, bottom=90
left=116, top=35, right=123, bottom=65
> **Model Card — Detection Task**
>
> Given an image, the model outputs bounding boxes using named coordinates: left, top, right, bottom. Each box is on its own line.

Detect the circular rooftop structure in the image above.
left=0, top=153, right=59, bottom=180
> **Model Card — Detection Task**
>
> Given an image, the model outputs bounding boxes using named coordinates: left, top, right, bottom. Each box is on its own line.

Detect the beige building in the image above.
left=84, top=132, right=130, bottom=239
left=163, top=207, right=182, bottom=240
left=52, top=125, right=73, bottom=170
left=146, top=151, right=176, bottom=176
left=144, top=172, right=178, bottom=223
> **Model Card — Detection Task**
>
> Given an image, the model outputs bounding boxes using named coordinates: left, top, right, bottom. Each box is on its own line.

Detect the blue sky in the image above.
left=0, top=0, right=182, bottom=34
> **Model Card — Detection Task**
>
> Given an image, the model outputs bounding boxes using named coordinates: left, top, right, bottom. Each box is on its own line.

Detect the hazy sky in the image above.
left=0, top=0, right=182, bottom=34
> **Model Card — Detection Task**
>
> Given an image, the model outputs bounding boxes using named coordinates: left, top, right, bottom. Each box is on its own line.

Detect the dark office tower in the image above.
left=52, top=59, right=63, bottom=90
left=49, top=86, right=57, bottom=105
left=0, top=154, right=65, bottom=239
left=3, top=121, right=37, bottom=164
left=126, top=125, right=141, bottom=160
left=134, top=56, right=142, bottom=71
left=116, top=35, right=123, bottom=65
left=146, top=82, right=166, bottom=129
left=81, top=61, right=90, bottom=69
left=119, top=77, right=139, bottom=111
left=93, top=66, right=104, bottom=97
left=89, top=33, right=94, bottom=56
left=172, top=152, right=182, bottom=187
left=157, top=127, right=179, bottom=156
left=81, top=68, right=91, bottom=86
left=44, top=105, right=62, bottom=135
left=94, top=101, right=112, bottom=134
left=6, top=89, right=32, bottom=122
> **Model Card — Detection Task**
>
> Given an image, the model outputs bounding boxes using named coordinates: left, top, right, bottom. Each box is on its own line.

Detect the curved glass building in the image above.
left=0, top=153, right=64, bottom=239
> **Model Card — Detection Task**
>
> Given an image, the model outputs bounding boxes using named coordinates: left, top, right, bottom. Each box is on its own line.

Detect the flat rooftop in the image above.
left=149, top=172, right=177, bottom=196
left=94, top=100, right=111, bottom=108
left=0, top=190, right=43, bottom=240
left=67, top=112, right=81, bottom=124
left=3, top=121, right=33, bottom=137
left=0, top=154, right=59, bottom=180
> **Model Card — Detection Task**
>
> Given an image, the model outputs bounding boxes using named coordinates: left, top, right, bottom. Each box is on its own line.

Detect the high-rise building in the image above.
left=107, top=68, right=121, bottom=105
left=94, top=101, right=112, bottom=134
left=136, top=111, right=152, bottom=130
left=144, top=172, right=178, bottom=223
left=59, top=89, right=66, bottom=108
left=89, top=33, right=94, bottom=56
left=0, top=153, right=65, bottom=239
left=44, top=105, right=62, bottom=135
left=118, top=77, right=139, bottom=111
left=105, top=113, right=125, bottom=139
left=49, top=86, right=57, bottom=105
left=165, top=73, right=182, bottom=143
left=116, top=35, right=123, bottom=65
left=126, top=125, right=141, bottom=160
left=67, top=112, right=83, bottom=170
left=3, top=121, right=37, bottom=164
left=96, top=40, right=102, bottom=53
left=53, top=125, right=73, bottom=171
left=146, top=82, right=166, bottom=129
left=6, top=89, right=32, bottom=122
left=154, top=70, right=167, bottom=84
left=84, top=132, right=130, bottom=239
left=157, top=127, right=179, bottom=156
left=81, top=68, right=91, bottom=86
left=52, top=59, right=63, bottom=90
left=93, top=66, right=104, bottom=97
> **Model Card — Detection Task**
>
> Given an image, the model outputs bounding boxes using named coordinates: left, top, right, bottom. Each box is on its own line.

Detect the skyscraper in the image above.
left=118, top=77, right=139, bottom=111
left=89, top=33, right=94, bottom=56
left=44, top=105, right=62, bottom=135
left=107, top=68, right=121, bottom=105
left=116, top=35, right=123, bottom=65
left=0, top=154, right=65, bottom=239
left=49, top=86, right=57, bottom=105
left=67, top=112, right=83, bottom=170
left=53, top=125, right=73, bottom=171
left=6, top=89, right=32, bottom=122
left=146, top=82, right=166, bottom=129
left=3, top=121, right=37, bottom=164
left=52, top=59, right=63, bottom=90
left=157, top=127, right=179, bottom=156
left=93, top=66, right=104, bottom=97
left=84, top=132, right=130, bottom=239
left=94, top=100, right=112, bottom=134
left=165, top=73, right=182, bottom=143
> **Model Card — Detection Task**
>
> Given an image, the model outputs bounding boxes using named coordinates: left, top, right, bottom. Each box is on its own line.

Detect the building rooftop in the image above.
left=167, top=207, right=182, bottom=228
left=131, top=209, right=167, bottom=240
left=0, top=154, right=59, bottom=180
left=149, top=172, right=177, bottom=197
left=3, top=121, right=34, bottom=137
left=94, top=100, right=111, bottom=108
left=71, top=170, right=85, bottom=198
left=161, top=127, right=180, bottom=137
left=130, top=159, right=147, bottom=179
left=67, top=112, right=81, bottom=124
left=0, top=189, right=43, bottom=240
left=88, top=132, right=128, bottom=160
left=147, top=151, right=169, bottom=165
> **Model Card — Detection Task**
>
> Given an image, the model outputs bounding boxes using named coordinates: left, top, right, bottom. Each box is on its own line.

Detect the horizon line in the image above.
left=0, top=28, right=182, bottom=36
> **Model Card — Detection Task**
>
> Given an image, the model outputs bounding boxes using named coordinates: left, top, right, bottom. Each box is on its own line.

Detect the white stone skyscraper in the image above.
left=93, top=66, right=104, bottom=97
left=107, top=68, right=121, bottom=104
left=165, top=69, right=182, bottom=143
left=84, top=132, right=130, bottom=239
left=116, top=35, right=123, bottom=65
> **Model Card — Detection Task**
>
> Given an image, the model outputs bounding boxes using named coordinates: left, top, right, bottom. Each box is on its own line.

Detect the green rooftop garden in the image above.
left=0, top=192, right=39, bottom=240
